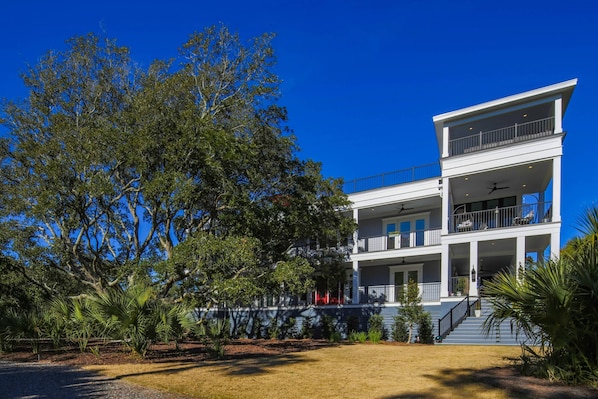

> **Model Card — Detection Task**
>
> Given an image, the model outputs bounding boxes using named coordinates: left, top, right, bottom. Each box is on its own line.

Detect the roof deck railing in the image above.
left=342, top=162, right=440, bottom=194
left=449, top=117, right=555, bottom=156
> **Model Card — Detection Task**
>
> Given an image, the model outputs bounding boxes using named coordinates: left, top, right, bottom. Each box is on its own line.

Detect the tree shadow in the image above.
left=378, top=366, right=598, bottom=399
left=0, top=361, right=132, bottom=398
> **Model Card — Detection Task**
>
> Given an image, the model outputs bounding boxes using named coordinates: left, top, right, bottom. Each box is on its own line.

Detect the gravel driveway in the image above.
left=0, top=361, right=188, bottom=399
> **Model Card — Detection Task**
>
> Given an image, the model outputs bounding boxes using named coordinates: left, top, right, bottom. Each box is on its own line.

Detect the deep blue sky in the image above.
left=1, top=0, right=596, bottom=244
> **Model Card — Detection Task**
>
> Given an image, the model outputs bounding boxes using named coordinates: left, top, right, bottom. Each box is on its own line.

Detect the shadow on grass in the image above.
left=97, top=351, right=318, bottom=380
left=379, top=366, right=598, bottom=399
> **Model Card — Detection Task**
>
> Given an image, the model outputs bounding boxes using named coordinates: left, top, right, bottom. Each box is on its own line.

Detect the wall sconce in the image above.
left=471, top=266, right=476, bottom=282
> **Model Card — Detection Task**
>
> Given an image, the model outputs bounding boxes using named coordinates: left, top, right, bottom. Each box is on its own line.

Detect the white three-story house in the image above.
left=331, top=79, right=577, bottom=334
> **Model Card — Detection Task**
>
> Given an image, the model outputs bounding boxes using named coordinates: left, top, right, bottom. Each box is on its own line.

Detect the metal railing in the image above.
left=450, top=202, right=552, bottom=233
left=449, top=117, right=555, bottom=156
left=359, top=282, right=441, bottom=304
left=343, top=162, right=440, bottom=194
left=357, top=228, right=441, bottom=252
left=437, top=295, right=471, bottom=340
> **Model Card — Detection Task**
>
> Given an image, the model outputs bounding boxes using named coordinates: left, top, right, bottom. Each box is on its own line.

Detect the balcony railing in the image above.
left=449, top=117, right=555, bottom=156
left=357, top=228, right=441, bottom=252
left=451, top=202, right=552, bottom=233
left=359, top=282, right=441, bottom=304
left=342, top=162, right=440, bottom=194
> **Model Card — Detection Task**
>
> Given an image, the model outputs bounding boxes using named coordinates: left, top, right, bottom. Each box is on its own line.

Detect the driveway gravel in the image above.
left=0, top=361, right=188, bottom=399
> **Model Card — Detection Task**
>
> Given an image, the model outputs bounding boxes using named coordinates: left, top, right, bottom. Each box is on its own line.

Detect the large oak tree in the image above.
left=0, top=25, right=354, bottom=307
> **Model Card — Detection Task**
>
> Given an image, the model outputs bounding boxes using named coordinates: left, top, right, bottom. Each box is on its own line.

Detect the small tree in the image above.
left=391, top=315, right=409, bottom=342
left=397, top=280, right=425, bottom=343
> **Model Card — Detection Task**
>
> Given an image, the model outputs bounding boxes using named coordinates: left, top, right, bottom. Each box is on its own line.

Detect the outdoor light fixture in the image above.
left=471, top=266, right=476, bottom=282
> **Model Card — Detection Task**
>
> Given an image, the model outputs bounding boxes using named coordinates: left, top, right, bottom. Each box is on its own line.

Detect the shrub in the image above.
left=320, top=315, right=336, bottom=340
left=368, top=329, right=383, bottom=344
left=299, top=316, right=314, bottom=339
left=391, top=315, right=409, bottom=342
left=368, top=314, right=385, bottom=341
left=200, top=318, right=230, bottom=359
left=418, top=312, right=434, bottom=344
left=349, top=330, right=367, bottom=344
left=330, top=331, right=342, bottom=343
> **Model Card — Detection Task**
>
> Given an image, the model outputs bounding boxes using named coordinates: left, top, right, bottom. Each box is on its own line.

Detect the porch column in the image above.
left=441, top=177, right=450, bottom=235
left=442, top=126, right=450, bottom=158
left=469, top=240, right=478, bottom=297
left=552, top=156, right=562, bottom=223
left=554, top=97, right=563, bottom=133
left=352, top=208, right=359, bottom=254
left=516, top=235, right=526, bottom=280
left=352, top=260, right=360, bottom=304
left=441, top=243, right=450, bottom=297
left=550, top=230, right=561, bottom=260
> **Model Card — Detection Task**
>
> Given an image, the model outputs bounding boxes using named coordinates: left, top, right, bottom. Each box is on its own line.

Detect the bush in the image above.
left=418, top=312, right=434, bottom=344
left=368, top=329, right=383, bottom=344
left=391, top=315, right=409, bottom=342
left=368, top=314, right=385, bottom=341
left=320, top=315, right=336, bottom=340
left=349, top=330, right=367, bottom=343
left=200, top=318, right=230, bottom=359
left=299, top=316, right=313, bottom=339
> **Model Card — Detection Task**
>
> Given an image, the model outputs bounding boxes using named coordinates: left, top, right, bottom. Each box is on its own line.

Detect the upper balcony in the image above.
left=448, top=117, right=554, bottom=157
left=450, top=201, right=552, bottom=234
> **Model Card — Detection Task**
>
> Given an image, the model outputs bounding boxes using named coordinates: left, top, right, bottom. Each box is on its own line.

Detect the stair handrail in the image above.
left=437, top=295, right=470, bottom=341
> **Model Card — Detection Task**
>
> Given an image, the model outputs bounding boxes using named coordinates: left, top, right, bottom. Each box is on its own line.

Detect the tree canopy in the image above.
left=0, top=25, right=355, bottom=309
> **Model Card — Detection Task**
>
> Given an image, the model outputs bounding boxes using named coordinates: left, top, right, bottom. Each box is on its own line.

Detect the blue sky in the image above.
left=1, top=0, right=596, bottom=244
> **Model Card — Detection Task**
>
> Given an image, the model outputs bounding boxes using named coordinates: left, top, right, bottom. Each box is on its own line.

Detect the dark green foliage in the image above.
left=299, top=316, right=314, bottom=339
left=0, top=24, right=354, bottom=309
left=484, top=205, right=598, bottom=385
left=417, top=312, right=434, bottom=344
left=391, top=316, right=409, bottom=342
left=319, top=315, right=336, bottom=340
left=199, top=319, right=230, bottom=359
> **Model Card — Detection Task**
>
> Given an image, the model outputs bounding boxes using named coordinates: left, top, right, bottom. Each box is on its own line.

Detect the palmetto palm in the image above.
left=483, top=205, right=598, bottom=384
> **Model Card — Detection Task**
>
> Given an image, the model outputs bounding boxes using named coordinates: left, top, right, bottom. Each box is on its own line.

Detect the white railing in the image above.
left=357, top=228, right=441, bottom=252
left=451, top=202, right=552, bottom=233
left=449, top=117, right=555, bottom=156
left=359, top=282, right=441, bottom=304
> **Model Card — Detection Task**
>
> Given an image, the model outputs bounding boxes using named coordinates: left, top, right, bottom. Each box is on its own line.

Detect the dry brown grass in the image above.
left=84, top=343, right=533, bottom=399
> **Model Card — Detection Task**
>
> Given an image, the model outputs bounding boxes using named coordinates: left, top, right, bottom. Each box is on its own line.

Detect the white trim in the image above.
left=433, top=79, right=577, bottom=123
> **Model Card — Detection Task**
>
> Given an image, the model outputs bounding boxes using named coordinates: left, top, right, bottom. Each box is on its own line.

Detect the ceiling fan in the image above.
left=488, top=182, right=509, bottom=195
left=398, top=204, right=414, bottom=215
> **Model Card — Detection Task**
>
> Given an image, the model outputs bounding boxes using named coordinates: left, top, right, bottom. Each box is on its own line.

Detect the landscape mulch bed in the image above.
left=0, top=339, right=336, bottom=366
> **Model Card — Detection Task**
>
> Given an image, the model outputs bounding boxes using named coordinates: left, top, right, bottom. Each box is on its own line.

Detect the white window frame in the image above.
left=389, top=263, right=424, bottom=303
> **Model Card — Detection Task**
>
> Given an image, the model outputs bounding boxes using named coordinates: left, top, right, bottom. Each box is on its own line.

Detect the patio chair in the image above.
left=513, top=209, right=535, bottom=225
left=457, top=219, right=473, bottom=231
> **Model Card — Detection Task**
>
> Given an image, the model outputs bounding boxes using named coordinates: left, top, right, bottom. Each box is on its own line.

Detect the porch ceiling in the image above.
left=450, top=160, right=552, bottom=203
left=358, top=196, right=441, bottom=221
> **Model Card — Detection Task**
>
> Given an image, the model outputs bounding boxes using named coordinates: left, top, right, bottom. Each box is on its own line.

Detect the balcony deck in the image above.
left=357, top=228, right=441, bottom=253
left=448, top=117, right=555, bottom=157
left=451, top=202, right=552, bottom=233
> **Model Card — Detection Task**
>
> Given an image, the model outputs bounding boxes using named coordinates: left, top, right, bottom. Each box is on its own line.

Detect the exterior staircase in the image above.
left=439, top=299, right=529, bottom=345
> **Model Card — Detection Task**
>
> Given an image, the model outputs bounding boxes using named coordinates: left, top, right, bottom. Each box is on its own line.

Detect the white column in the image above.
left=442, top=126, right=450, bottom=158
left=469, top=240, right=478, bottom=297
left=516, top=235, right=526, bottom=279
left=441, top=243, right=450, bottom=297
left=554, top=97, right=563, bottom=133
left=352, top=208, right=359, bottom=254
left=352, top=260, right=360, bottom=304
left=552, top=156, right=562, bottom=223
left=441, top=177, right=450, bottom=235
left=550, top=231, right=561, bottom=260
